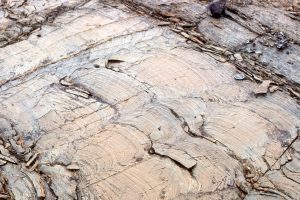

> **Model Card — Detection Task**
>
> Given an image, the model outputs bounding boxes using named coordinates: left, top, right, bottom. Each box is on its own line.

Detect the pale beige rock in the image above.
left=0, top=0, right=299, bottom=200
left=254, top=80, right=272, bottom=95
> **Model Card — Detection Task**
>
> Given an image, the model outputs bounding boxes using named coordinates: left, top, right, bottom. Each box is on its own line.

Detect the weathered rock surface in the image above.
left=0, top=0, right=299, bottom=199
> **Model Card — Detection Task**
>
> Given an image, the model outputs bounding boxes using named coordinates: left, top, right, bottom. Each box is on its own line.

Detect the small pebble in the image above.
left=261, top=59, right=269, bottom=66
left=67, top=163, right=80, bottom=171
left=93, top=64, right=100, bottom=68
left=234, top=73, right=246, bottom=81
left=275, top=32, right=288, bottom=50
left=148, top=148, right=155, bottom=154
left=234, top=53, right=243, bottom=62
left=224, top=51, right=232, bottom=56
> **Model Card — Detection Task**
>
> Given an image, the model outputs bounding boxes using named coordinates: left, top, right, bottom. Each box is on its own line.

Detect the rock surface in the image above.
left=0, top=0, right=299, bottom=199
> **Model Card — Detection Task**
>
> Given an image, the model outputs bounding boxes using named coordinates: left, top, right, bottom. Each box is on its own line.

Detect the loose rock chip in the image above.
left=234, top=73, right=246, bottom=80
left=254, top=80, right=272, bottom=95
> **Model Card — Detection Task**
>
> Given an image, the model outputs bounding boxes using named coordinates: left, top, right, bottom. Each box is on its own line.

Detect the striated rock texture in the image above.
left=0, top=0, right=299, bottom=199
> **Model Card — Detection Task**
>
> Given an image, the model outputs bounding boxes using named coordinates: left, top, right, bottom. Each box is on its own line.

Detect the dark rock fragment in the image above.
left=275, top=32, right=288, bottom=50
left=208, top=0, right=227, bottom=18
